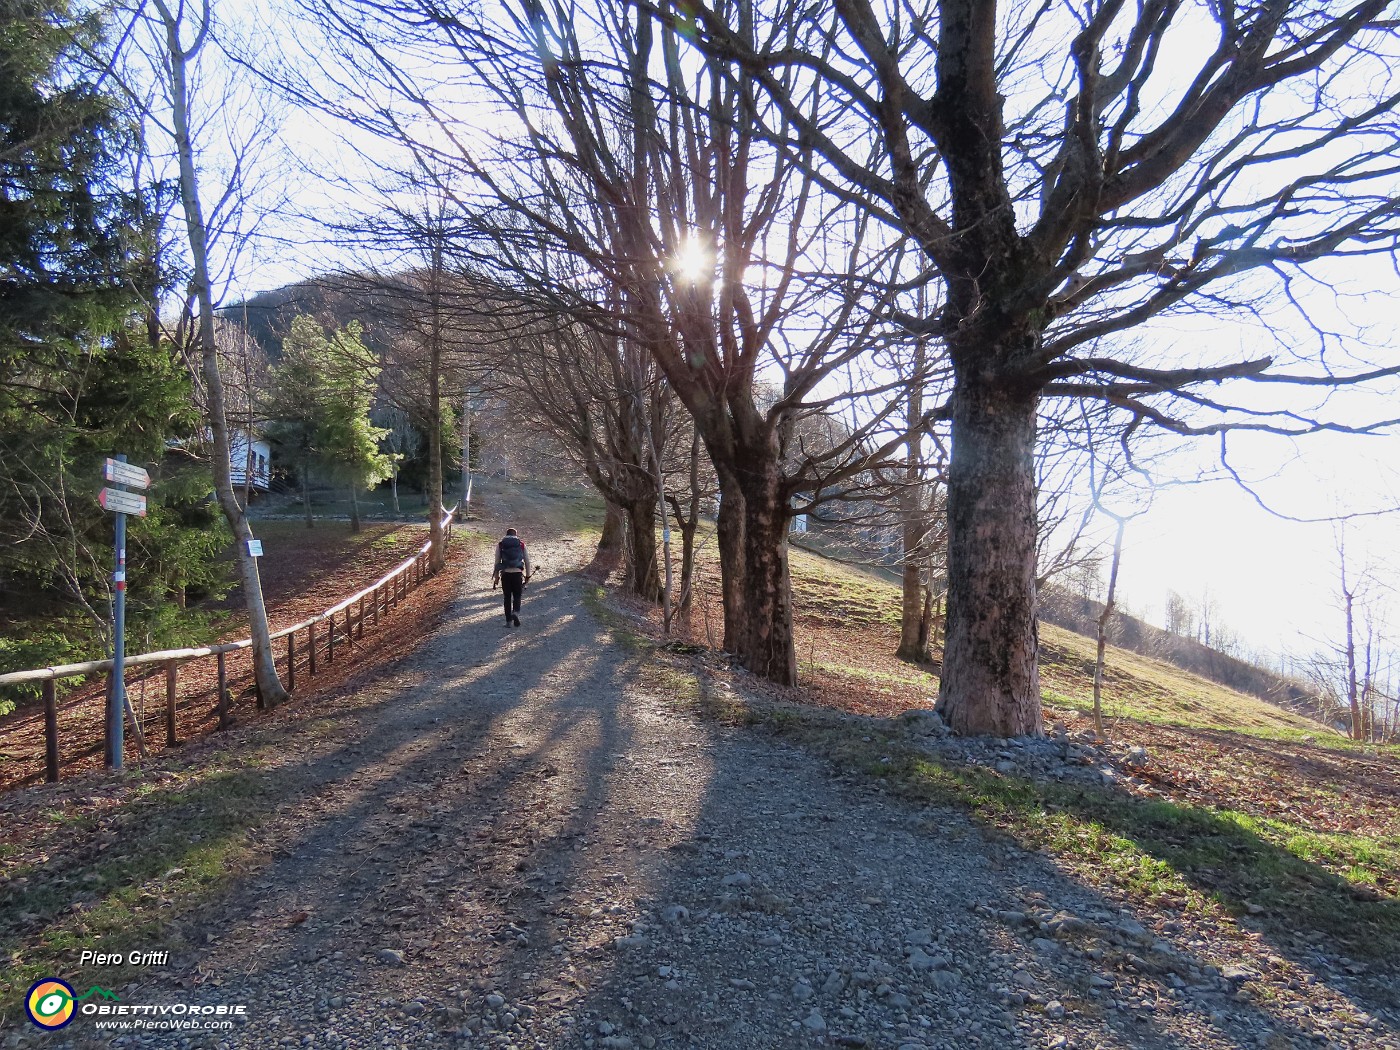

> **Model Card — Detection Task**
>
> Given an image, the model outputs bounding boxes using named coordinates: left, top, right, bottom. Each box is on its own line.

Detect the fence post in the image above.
left=165, top=663, right=178, bottom=747
left=373, top=585, right=380, bottom=626
left=309, top=622, right=318, bottom=676
left=43, top=679, right=59, bottom=783
left=216, top=652, right=229, bottom=729
left=287, top=631, right=296, bottom=692
left=357, top=596, right=365, bottom=640
left=327, top=612, right=336, bottom=664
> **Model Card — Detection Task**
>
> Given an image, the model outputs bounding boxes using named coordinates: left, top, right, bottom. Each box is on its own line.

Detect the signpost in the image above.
left=98, top=487, right=147, bottom=517
left=98, top=455, right=151, bottom=771
left=102, top=459, right=150, bottom=490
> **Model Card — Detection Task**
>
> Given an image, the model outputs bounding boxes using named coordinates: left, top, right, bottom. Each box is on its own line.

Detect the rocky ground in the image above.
left=7, top=509, right=1396, bottom=1050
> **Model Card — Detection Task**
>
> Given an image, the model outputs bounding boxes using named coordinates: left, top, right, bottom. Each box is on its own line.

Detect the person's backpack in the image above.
left=497, top=535, right=526, bottom=571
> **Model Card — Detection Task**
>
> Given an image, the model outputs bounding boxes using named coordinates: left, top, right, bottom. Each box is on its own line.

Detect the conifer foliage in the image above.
left=264, top=315, right=390, bottom=529
left=0, top=0, right=230, bottom=704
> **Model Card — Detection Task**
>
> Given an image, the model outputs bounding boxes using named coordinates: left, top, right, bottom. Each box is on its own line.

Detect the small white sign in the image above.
left=247, top=539, right=264, bottom=558
left=102, top=458, right=151, bottom=490
left=98, top=487, right=148, bottom=517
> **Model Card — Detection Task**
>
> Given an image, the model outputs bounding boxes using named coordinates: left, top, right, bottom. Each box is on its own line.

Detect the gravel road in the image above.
left=27, top=518, right=1396, bottom=1050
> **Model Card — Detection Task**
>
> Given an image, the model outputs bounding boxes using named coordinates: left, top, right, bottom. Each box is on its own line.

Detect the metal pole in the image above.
left=44, top=680, right=59, bottom=783
left=108, top=485, right=128, bottom=770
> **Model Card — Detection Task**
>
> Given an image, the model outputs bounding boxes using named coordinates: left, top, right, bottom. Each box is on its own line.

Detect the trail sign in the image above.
left=99, top=487, right=147, bottom=517
left=102, top=458, right=150, bottom=490
left=247, top=539, right=263, bottom=557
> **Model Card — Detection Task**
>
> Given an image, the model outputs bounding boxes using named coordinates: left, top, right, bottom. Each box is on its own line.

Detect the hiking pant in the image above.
left=501, top=572, right=524, bottom=618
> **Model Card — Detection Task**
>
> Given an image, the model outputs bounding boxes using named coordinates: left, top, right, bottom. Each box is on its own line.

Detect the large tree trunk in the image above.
left=897, top=551, right=932, bottom=663
left=590, top=500, right=626, bottom=574
left=937, top=380, right=1042, bottom=736
left=349, top=485, right=361, bottom=533
left=737, top=468, right=797, bottom=685
left=677, top=519, right=697, bottom=614
left=624, top=499, right=663, bottom=602
left=302, top=464, right=313, bottom=529
left=897, top=326, right=931, bottom=663
left=714, top=469, right=746, bottom=653
left=675, top=430, right=702, bottom=614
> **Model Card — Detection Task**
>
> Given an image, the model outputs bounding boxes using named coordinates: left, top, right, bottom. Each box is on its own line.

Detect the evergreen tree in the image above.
left=0, top=0, right=134, bottom=376
left=0, top=325, right=234, bottom=708
left=264, top=315, right=389, bottom=529
left=0, top=2, right=234, bottom=710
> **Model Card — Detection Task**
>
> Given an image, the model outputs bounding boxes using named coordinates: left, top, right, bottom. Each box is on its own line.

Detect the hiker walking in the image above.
left=492, top=527, right=533, bottom=627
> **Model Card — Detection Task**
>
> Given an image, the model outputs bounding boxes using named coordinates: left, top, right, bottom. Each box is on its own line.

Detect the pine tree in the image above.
left=264, top=316, right=389, bottom=529
left=0, top=2, right=234, bottom=708
left=0, top=0, right=133, bottom=374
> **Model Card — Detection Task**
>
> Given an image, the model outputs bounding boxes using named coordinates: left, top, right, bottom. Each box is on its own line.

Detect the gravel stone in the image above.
left=47, top=499, right=1392, bottom=1050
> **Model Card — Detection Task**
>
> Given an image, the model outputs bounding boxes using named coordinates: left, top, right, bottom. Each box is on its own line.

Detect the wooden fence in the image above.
left=0, top=508, right=457, bottom=784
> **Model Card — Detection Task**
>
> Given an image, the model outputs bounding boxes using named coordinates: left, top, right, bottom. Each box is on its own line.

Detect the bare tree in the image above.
left=1165, top=591, right=1197, bottom=640
left=377, top=405, right=419, bottom=515
left=489, top=309, right=672, bottom=602
left=142, top=0, right=289, bottom=706
left=1084, top=429, right=1154, bottom=741
left=895, top=313, right=945, bottom=665
left=1337, top=527, right=1369, bottom=740
left=215, top=312, right=270, bottom=508
left=679, top=0, right=1400, bottom=733
left=292, top=0, right=927, bottom=685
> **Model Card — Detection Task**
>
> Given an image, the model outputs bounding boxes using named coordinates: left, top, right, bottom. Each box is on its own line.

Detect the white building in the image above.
left=229, top=431, right=272, bottom=493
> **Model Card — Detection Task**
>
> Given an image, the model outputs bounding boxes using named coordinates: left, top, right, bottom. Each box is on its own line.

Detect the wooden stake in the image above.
left=43, top=680, right=58, bottom=783
left=165, top=663, right=178, bottom=746
left=216, top=651, right=229, bottom=729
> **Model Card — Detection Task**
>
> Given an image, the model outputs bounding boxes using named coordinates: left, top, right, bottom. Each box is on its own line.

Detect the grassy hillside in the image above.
left=780, top=542, right=1352, bottom=746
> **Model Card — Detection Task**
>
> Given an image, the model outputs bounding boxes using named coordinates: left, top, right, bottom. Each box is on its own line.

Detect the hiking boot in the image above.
left=512, top=614, right=521, bottom=626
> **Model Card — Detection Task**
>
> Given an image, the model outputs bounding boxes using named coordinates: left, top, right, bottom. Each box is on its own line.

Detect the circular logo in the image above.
left=26, top=978, right=76, bottom=1029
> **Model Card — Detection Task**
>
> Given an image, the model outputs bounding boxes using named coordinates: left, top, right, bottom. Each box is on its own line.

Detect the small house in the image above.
left=229, top=431, right=272, bottom=493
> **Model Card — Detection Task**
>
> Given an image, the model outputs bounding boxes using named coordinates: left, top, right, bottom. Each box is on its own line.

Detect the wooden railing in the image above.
left=0, top=508, right=458, bottom=784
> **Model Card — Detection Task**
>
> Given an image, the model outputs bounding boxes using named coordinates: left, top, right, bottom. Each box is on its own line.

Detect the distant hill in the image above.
left=222, top=275, right=400, bottom=358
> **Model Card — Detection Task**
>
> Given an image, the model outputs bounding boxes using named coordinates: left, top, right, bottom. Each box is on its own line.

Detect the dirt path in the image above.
left=22, top=507, right=1395, bottom=1050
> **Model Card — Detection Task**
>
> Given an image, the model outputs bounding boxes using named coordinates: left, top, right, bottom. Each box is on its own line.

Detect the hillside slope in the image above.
left=774, top=542, right=1338, bottom=743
